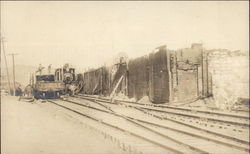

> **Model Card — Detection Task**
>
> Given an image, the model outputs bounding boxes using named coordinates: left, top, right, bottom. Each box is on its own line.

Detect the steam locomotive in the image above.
left=33, top=64, right=79, bottom=99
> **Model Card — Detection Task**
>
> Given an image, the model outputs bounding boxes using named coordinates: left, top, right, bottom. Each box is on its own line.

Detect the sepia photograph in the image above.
left=1, top=1, right=249, bottom=154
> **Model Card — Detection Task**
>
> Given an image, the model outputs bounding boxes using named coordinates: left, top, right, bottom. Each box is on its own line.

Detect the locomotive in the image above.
left=33, top=64, right=78, bottom=99
left=33, top=74, right=65, bottom=99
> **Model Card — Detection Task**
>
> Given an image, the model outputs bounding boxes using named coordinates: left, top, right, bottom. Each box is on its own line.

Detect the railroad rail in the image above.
left=77, top=94, right=249, bottom=127
left=74, top=95, right=250, bottom=146
left=47, top=99, right=205, bottom=154
left=50, top=97, right=249, bottom=153
left=79, top=94, right=249, bottom=118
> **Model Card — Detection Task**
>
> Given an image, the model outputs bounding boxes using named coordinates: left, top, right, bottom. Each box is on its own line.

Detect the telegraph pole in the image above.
left=1, top=37, right=11, bottom=93
left=8, top=53, right=18, bottom=96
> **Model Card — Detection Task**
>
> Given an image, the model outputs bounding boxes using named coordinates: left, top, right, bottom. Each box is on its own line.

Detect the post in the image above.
left=206, top=53, right=209, bottom=96
left=175, top=51, right=178, bottom=85
left=31, top=73, right=34, bottom=86
left=1, top=38, right=12, bottom=94
left=12, top=54, right=15, bottom=95
left=196, top=65, right=199, bottom=97
left=201, top=49, right=204, bottom=97
left=166, top=48, right=172, bottom=103
left=61, top=68, right=63, bottom=81
left=9, top=53, right=18, bottom=96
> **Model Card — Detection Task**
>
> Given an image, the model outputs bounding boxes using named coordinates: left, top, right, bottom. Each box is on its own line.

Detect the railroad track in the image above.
left=77, top=95, right=249, bottom=131
left=51, top=97, right=249, bottom=153
left=79, top=94, right=249, bottom=116
left=73, top=95, right=250, bottom=146
left=47, top=99, right=205, bottom=154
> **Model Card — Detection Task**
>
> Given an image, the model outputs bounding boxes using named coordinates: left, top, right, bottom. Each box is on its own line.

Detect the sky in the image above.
left=1, top=1, right=249, bottom=71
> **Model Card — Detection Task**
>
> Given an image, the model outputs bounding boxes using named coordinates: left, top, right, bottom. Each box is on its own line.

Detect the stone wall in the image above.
left=207, top=50, right=249, bottom=109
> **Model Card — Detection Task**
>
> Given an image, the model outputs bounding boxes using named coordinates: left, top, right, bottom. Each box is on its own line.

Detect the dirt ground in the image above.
left=1, top=95, right=125, bottom=154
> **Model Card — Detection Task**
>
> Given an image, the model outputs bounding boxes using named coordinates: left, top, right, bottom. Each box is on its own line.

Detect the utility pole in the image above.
left=201, top=49, right=204, bottom=97
left=1, top=37, right=12, bottom=94
left=8, top=53, right=18, bottom=96
left=0, top=37, right=2, bottom=95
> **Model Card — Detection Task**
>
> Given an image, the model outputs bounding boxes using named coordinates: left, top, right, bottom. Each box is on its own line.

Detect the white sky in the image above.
left=1, top=1, right=249, bottom=70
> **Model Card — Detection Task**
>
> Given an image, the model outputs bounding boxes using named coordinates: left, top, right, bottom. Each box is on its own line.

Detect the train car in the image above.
left=83, top=67, right=110, bottom=96
left=33, top=74, right=65, bottom=99
left=82, top=57, right=127, bottom=96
